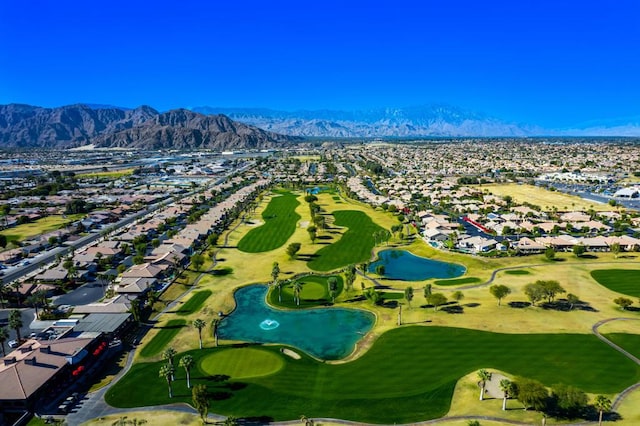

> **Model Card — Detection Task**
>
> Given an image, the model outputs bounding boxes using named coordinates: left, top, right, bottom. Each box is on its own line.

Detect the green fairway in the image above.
left=269, top=275, right=343, bottom=308
left=433, top=277, right=481, bottom=286
left=590, top=269, right=640, bottom=297
left=504, top=269, right=531, bottom=275
left=237, top=191, right=300, bottom=253
left=199, top=347, right=284, bottom=379
left=107, top=326, right=640, bottom=423
left=604, top=333, right=640, bottom=358
left=139, top=319, right=186, bottom=358
left=175, top=290, right=211, bottom=316
left=308, top=210, right=385, bottom=271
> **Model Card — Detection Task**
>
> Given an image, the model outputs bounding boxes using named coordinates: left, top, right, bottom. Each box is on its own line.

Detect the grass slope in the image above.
left=237, top=191, right=300, bottom=253
left=176, top=290, right=211, bottom=316
left=139, top=319, right=186, bottom=358
left=107, top=326, right=639, bottom=423
left=308, top=210, right=385, bottom=271
left=434, top=277, right=481, bottom=286
left=591, top=269, right=640, bottom=297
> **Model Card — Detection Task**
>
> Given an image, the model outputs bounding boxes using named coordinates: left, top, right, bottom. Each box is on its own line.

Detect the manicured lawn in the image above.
left=268, top=275, right=343, bottom=308
left=107, top=326, right=639, bottom=423
left=433, top=277, right=481, bottom=286
left=590, top=269, right=640, bottom=297
left=139, top=319, right=187, bottom=358
left=238, top=191, right=300, bottom=253
left=308, top=210, right=385, bottom=271
left=604, top=333, right=640, bottom=358
left=0, top=214, right=84, bottom=244
left=176, top=290, right=211, bottom=316
left=199, top=347, right=284, bottom=379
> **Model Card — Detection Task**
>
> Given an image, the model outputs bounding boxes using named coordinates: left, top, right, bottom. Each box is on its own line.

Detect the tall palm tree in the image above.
left=477, top=369, right=492, bottom=401
left=594, top=395, right=611, bottom=426
left=499, top=378, right=513, bottom=410
left=211, top=318, right=220, bottom=346
left=179, top=355, right=194, bottom=388
left=26, top=293, right=40, bottom=319
left=193, top=318, right=206, bottom=349
left=0, top=327, right=8, bottom=356
left=159, top=364, right=175, bottom=398
left=292, top=281, right=303, bottom=306
left=271, top=262, right=280, bottom=284
left=274, top=279, right=284, bottom=302
left=162, top=347, right=176, bottom=379
left=0, top=284, right=7, bottom=309
left=8, top=310, right=22, bottom=342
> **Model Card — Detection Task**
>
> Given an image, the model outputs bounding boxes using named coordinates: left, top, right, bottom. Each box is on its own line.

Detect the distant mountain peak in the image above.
left=0, top=103, right=298, bottom=149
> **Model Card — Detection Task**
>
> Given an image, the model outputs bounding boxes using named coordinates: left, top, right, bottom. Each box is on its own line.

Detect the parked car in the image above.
left=8, top=340, right=18, bottom=348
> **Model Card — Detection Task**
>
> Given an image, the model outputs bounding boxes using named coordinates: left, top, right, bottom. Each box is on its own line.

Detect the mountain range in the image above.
left=192, top=105, right=640, bottom=138
left=0, top=104, right=299, bottom=149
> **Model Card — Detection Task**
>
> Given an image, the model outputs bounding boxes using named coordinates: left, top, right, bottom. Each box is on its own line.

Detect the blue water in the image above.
left=369, top=249, right=466, bottom=281
left=218, top=285, right=375, bottom=360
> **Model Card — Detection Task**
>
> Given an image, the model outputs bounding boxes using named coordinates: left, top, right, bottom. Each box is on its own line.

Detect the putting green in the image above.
left=283, top=280, right=325, bottom=299
left=199, top=347, right=284, bottom=379
left=270, top=275, right=344, bottom=308
left=591, top=269, right=640, bottom=297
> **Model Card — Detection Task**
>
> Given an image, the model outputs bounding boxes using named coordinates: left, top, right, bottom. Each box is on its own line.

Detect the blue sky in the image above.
left=1, top=0, right=639, bottom=128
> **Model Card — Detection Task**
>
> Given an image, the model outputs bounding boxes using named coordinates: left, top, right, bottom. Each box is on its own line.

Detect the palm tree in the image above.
left=0, top=284, right=7, bottom=309
left=159, top=364, right=175, bottom=398
left=8, top=310, right=22, bottom=342
left=594, top=395, right=611, bottom=426
left=211, top=318, right=220, bottom=346
left=193, top=318, right=206, bottom=349
left=179, top=355, right=194, bottom=388
left=162, top=347, right=176, bottom=379
left=292, top=280, right=303, bottom=306
left=26, top=293, right=40, bottom=319
left=271, top=262, right=280, bottom=284
left=499, top=378, right=513, bottom=410
left=0, top=327, right=8, bottom=356
left=477, top=369, right=492, bottom=401
left=274, top=279, right=284, bottom=302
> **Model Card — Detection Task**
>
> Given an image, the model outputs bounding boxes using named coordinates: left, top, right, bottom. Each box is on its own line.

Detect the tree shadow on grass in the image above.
left=441, top=304, right=464, bottom=314
left=508, top=301, right=532, bottom=309
left=155, top=323, right=185, bottom=330
left=344, top=295, right=366, bottom=303
left=619, top=254, right=637, bottom=259
left=317, top=235, right=333, bottom=240
left=238, top=416, right=275, bottom=424
left=380, top=300, right=398, bottom=308
left=541, top=300, right=598, bottom=312
left=577, top=254, right=598, bottom=259
left=625, top=306, right=640, bottom=312
left=465, top=302, right=481, bottom=308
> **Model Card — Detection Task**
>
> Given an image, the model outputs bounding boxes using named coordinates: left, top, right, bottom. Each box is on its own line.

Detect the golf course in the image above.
left=109, top=187, right=640, bottom=424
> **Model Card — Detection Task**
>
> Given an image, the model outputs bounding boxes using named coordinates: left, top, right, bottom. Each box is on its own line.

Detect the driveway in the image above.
left=53, top=281, right=107, bottom=307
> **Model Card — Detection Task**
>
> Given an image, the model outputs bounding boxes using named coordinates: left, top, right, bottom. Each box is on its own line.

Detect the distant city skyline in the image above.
left=1, top=0, right=639, bottom=129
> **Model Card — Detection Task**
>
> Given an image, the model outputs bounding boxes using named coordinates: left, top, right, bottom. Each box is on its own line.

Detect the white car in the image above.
left=8, top=340, right=18, bottom=348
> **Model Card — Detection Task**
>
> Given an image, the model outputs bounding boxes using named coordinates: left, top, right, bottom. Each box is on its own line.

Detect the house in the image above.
left=513, top=237, right=546, bottom=254
left=116, top=277, right=157, bottom=295
left=458, top=236, right=498, bottom=253
left=422, top=228, right=450, bottom=242
left=33, top=267, right=68, bottom=282
left=121, top=262, right=166, bottom=279
left=0, top=337, right=95, bottom=411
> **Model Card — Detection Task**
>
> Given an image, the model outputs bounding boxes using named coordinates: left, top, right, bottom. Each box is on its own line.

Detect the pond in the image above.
left=369, top=249, right=466, bottom=281
left=218, top=285, right=375, bottom=360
